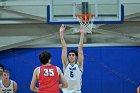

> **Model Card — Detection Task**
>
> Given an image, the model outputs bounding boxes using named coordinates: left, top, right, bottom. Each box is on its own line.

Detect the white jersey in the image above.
left=0, top=80, right=14, bottom=93
left=62, top=63, right=82, bottom=93
left=0, top=77, right=2, bottom=81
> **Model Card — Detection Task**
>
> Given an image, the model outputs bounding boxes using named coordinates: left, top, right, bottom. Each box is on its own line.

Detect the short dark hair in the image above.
left=3, top=70, right=9, bottom=74
left=68, top=49, right=78, bottom=57
left=0, top=64, right=4, bottom=70
left=39, top=51, right=52, bottom=65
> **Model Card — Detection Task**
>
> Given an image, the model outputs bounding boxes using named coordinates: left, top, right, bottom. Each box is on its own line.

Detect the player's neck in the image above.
left=3, top=79, right=10, bottom=86
left=69, top=62, right=75, bottom=66
left=44, top=63, right=51, bottom=66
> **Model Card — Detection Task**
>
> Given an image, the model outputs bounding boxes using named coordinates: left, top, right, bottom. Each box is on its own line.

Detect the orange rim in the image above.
left=75, top=14, right=95, bottom=22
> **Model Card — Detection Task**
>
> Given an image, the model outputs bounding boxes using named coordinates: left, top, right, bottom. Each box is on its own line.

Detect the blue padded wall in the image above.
left=0, top=46, right=140, bottom=93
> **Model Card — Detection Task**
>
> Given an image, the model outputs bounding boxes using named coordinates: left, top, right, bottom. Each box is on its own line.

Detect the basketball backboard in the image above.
left=47, top=0, right=124, bottom=24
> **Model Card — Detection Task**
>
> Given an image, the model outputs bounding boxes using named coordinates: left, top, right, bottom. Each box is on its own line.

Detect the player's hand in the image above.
left=79, top=25, right=85, bottom=34
left=59, top=24, right=66, bottom=33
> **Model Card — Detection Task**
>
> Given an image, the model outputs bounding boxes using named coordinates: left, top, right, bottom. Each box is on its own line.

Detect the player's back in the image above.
left=38, top=65, right=60, bottom=93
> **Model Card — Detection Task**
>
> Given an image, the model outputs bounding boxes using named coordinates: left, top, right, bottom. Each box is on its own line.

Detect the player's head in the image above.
left=68, top=49, right=78, bottom=63
left=3, top=70, right=10, bottom=80
left=0, top=64, right=4, bottom=76
left=39, top=51, right=52, bottom=65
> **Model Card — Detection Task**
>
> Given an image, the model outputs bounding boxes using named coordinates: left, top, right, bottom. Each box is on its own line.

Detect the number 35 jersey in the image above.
left=38, top=65, right=59, bottom=93
left=63, top=63, right=83, bottom=92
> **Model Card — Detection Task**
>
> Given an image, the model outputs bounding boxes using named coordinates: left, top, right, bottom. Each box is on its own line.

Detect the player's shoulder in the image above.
left=11, top=80, right=16, bottom=84
left=52, top=65, right=57, bottom=67
left=55, top=66, right=61, bottom=70
left=35, top=66, right=40, bottom=70
left=33, top=67, right=40, bottom=73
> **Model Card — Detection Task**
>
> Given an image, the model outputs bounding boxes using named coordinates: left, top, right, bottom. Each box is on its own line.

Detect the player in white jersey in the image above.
left=0, top=64, right=4, bottom=80
left=0, top=70, right=18, bottom=93
left=59, top=24, right=84, bottom=93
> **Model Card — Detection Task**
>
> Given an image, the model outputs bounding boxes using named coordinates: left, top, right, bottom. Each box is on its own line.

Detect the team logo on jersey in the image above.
left=2, top=89, right=12, bottom=93
left=69, top=67, right=76, bottom=71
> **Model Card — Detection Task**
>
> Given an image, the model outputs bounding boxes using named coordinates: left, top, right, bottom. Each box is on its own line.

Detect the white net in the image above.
left=76, top=15, right=95, bottom=33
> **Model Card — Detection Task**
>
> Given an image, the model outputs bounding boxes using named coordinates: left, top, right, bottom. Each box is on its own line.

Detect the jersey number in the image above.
left=70, top=71, right=74, bottom=78
left=44, top=69, right=54, bottom=76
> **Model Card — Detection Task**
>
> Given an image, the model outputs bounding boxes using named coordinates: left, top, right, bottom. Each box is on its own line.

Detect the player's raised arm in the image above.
left=78, top=26, right=84, bottom=66
left=59, top=24, right=68, bottom=67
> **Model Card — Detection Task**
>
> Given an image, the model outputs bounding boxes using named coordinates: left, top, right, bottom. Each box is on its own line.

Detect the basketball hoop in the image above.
left=75, top=14, right=95, bottom=33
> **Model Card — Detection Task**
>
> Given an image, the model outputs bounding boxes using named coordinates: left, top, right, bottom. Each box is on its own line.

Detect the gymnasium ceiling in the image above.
left=0, top=3, right=140, bottom=51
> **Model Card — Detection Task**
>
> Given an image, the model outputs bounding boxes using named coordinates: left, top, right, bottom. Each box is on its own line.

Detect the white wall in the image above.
left=121, top=0, right=140, bottom=15
left=0, top=0, right=140, bottom=19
